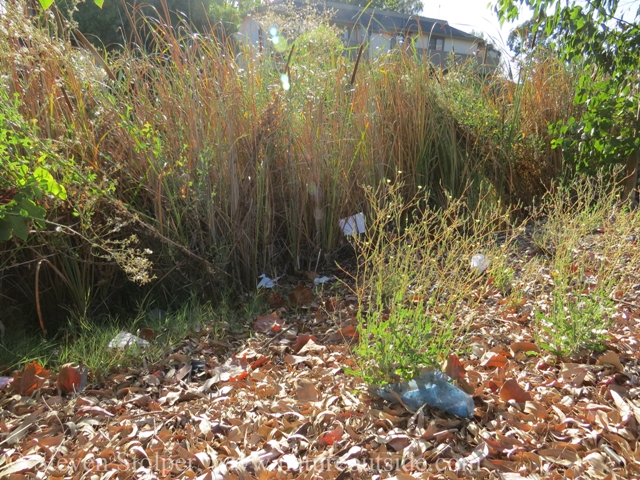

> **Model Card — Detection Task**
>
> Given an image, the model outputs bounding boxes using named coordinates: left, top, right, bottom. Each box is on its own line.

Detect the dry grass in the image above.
left=0, top=1, right=578, bottom=330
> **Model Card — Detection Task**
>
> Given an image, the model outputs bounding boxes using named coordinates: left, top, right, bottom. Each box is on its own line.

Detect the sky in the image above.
left=420, top=0, right=525, bottom=54
left=421, top=0, right=640, bottom=58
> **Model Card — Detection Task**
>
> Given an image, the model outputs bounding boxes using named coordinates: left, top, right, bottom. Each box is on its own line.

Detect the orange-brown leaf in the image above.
left=444, top=353, right=466, bottom=380
left=269, top=293, right=285, bottom=309
left=499, top=379, right=532, bottom=403
left=250, top=356, right=269, bottom=369
left=292, top=335, right=317, bottom=354
left=327, top=325, right=358, bottom=342
left=56, top=363, right=84, bottom=395
left=596, top=351, right=623, bottom=372
left=323, top=297, right=338, bottom=312
left=253, top=313, right=284, bottom=333
left=288, top=284, right=314, bottom=307
left=510, top=341, right=540, bottom=355
left=481, top=352, right=508, bottom=368
left=138, top=328, right=155, bottom=341
left=318, top=424, right=343, bottom=446
left=10, top=361, right=50, bottom=396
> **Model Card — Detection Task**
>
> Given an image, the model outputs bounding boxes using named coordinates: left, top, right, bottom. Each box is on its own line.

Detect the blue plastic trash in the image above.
left=370, top=370, right=475, bottom=418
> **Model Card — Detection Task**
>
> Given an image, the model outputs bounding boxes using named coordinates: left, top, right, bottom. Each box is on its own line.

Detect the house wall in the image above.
left=414, top=34, right=440, bottom=51
left=237, top=17, right=262, bottom=48
left=370, top=33, right=391, bottom=57
left=446, top=38, right=477, bottom=55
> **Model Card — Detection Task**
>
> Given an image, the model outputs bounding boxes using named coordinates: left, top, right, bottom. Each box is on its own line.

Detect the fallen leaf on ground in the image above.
left=269, top=293, right=285, bottom=309
left=289, top=284, right=314, bottom=306
left=10, top=361, right=50, bottom=396
left=253, top=313, right=285, bottom=333
left=597, top=351, right=623, bottom=372
left=510, top=341, right=540, bottom=355
left=481, top=352, right=508, bottom=368
left=297, top=339, right=326, bottom=355
left=292, top=334, right=317, bottom=353
left=138, top=327, right=155, bottom=341
left=57, top=363, right=85, bottom=395
left=500, top=379, right=533, bottom=403
left=250, top=355, right=269, bottom=369
left=327, top=325, right=358, bottom=342
left=318, top=424, right=343, bottom=446
left=444, top=353, right=466, bottom=379
left=0, top=455, right=45, bottom=477
left=296, top=379, right=320, bottom=402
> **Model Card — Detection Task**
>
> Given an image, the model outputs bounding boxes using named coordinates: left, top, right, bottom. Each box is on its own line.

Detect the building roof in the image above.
left=251, top=0, right=481, bottom=41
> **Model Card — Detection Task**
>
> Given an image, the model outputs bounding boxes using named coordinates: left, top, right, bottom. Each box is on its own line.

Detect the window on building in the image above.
left=429, top=37, right=444, bottom=51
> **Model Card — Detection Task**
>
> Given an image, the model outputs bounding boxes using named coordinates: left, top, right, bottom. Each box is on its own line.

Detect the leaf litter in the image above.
left=2, top=230, right=640, bottom=479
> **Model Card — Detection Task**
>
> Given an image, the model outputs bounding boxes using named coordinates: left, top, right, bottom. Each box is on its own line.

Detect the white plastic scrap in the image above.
left=313, top=276, right=333, bottom=285
left=257, top=274, right=281, bottom=289
left=470, top=254, right=490, bottom=274
left=108, top=331, right=150, bottom=350
left=339, top=212, right=366, bottom=236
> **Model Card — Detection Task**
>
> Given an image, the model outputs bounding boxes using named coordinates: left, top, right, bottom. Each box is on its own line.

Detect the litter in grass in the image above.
left=470, top=254, right=490, bottom=274
left=108, top=331, right=150, bottom=350
left=339, top=212, right=366, bottom=236
left=370, top=370, right=475, bottom=418
left=313, top=276, right=333, bottom=285
left=257, top=274, right=281, bottom=289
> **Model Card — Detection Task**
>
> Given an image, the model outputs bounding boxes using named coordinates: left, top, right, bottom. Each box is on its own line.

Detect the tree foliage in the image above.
left=494, top=0, right=640, bottom=202
left=506, top=13, right=555, bottom=56
left=56, top=0, right=214, bottom=48
left=208, top=0, right=260, bottom=36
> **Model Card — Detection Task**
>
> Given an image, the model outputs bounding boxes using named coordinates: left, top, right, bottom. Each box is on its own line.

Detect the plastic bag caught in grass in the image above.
left=257, top=274, right=281, bottom=289
left=339, top=212, right=366, bottom=236
left=108, top=331, right=150, bottom=349
left=470, top=254, right=490, bottom=273
left=370, top=370, right=474, bottom=418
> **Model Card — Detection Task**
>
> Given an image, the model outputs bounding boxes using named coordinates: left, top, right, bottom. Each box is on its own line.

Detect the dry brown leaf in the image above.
left=0, top=455, right=45, bottom=477
left=500, top=379, right=533, bottom=403
left=444, top=353, right=466, bottom=380
left=326, top=325, right=358, bottom=342
left=297, top=339, right=326, bottom=355
left=289, top=284, right=314, bottom=306
left=250, top=355, right=269, bottom=369
left=481, top=352, right=508, bottom=368
left=56, top=363, right=85, bottom=395
left=609, top=388, right=631, bottom=420
left=323, top=297, right=338, bottom=312
left=597, top=351, right=624, bottom=372
left=510, top=341, right=540, bottom=355
left=269, top=293, right=285, bottom=309
left=304, top=271, right=320, bottom=281
left=292, top=334, right=317, bottom=353
left=538, top=447, right=579, bottom=465
left=76, top=405, right=114, bottom=417
left=138, top=327, right=155, bottom=341
left=318, top=424, right=343, bottom=446
left=253, top=313, right=285, bottom=333
left=296, top=379, right=320, bottom=402
left=10, top=361, right=50, bottom=396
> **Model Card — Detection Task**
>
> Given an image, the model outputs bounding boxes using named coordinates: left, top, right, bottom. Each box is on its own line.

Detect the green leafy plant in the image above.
left=346, top=182, right=513, bottom=384
left=494, top=0, right=640, bottom=203
left=0, top=92, right=67, bottom=241
left=536, top=288, right=611, bottom=357
left=526, top=170, right=639, bottom=357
